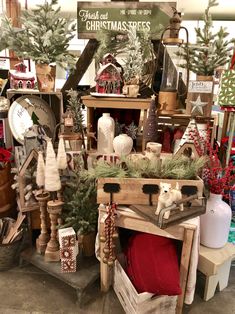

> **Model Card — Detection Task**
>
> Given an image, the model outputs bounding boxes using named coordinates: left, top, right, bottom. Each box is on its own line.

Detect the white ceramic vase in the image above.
left=200, top=193, right=232, bottom=248
left=97, top=113, right=115, bottom=154
left=113, top=134, right=133, bottom=156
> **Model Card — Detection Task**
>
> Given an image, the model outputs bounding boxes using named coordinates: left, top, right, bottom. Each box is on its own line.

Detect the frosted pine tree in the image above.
left=36, top=151, right=45, bottom=189
left=45, top=139, right=61, bottom=192
left=123, top=27, right=143, bottom=83
left=57, top=137, right=67, bottom=170
left=176, top=0, right=234, bottom=75
left=66, top=89, right=84, bottom=133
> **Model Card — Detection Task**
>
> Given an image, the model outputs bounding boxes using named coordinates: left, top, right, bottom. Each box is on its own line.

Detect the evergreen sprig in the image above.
left=62, top=161, right=98, bottom=235
left=66, top=89, right=84, bottom=133
left=95, top=26, right=154, bottom=85
left=176, top=0, right=234, bottom=75
left=0, top=0, right=76, bottom=70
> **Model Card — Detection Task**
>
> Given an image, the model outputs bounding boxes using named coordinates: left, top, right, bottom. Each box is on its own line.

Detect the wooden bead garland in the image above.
left=100, top=202, right=118, bottom=266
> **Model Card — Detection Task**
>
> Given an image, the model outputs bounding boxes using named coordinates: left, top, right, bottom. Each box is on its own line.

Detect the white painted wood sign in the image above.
left=188, top=81, right=213, bottom=93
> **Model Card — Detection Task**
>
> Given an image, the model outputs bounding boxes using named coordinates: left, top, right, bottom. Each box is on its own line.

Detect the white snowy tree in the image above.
left=36, top=151, right=45, bottom=188
left=45, top=139, right=61, bottom=192
left=57, top=137, right=67, bottom=170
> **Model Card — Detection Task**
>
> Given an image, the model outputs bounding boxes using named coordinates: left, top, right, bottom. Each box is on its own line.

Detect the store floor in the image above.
left=0, top=264, right=235, bottom=314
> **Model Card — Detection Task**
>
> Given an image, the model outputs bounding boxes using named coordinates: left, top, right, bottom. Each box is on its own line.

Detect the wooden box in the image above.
left=113, top=259, right=177, bottom=314
left=97, top=177, right=204, bottom=206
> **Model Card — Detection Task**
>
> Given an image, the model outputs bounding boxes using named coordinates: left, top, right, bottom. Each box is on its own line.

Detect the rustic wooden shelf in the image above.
left=81, top=95, right=151, bottom=151
left=20, top=248, right=99, bottom=306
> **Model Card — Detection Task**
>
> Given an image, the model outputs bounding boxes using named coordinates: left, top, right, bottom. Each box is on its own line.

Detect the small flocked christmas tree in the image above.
left=143, top=95, right=158, bottom=144
left=0, top=0, right=76, bottom=70
left=66, top=89, right=84, bottom=134
left=123, top=26, right=143, bottom=83
left=176, top=0, right=234, bottom=76
left=45, top=139, right=61, bottom=193
left=57, top=137, right=67, bottom=170
left=36, top=151, right=45, bottom=189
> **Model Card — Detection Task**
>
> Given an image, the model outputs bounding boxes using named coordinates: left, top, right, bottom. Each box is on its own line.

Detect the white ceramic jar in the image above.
left=113, top=134, right=133, bottom=156
left=97, top=113, right=115, bottom=154
left=200, top=193, right=232, bottom=248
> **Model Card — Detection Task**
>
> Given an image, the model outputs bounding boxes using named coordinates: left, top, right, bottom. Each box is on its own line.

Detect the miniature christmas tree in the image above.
left=177, top=0, right=234, bottom=76
left=123, top=26, right=143, bottom=83
left=143, top=95, right=158, bottom=144
left=0, top=0, right=76, bottom=70
left=36, top=151, right=45, bottom=189
left=45, top=139, right=61, bottom=192
left=66, top=89, right=84, bottom=134
left=57, top=137, right=67, bottom=170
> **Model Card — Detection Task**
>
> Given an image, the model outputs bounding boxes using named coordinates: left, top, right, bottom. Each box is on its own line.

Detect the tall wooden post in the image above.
left=6, top=0, right=21, bottom=69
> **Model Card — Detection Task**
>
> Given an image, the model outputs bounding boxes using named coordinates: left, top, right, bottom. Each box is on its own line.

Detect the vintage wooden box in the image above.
left=97, top=177, right=204, bottom=206
left=113, top=259, right=177, bottom=314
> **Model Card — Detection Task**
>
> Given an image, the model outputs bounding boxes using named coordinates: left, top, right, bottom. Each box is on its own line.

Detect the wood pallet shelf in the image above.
left=20, top=248, right=99, bottom=306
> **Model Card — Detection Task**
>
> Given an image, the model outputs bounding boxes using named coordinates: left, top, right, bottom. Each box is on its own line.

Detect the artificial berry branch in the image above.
left=189, top=125, right=235, bottom=197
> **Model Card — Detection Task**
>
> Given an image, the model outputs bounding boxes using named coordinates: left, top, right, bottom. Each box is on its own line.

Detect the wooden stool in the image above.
left=198, top=243, right=235, bottom=301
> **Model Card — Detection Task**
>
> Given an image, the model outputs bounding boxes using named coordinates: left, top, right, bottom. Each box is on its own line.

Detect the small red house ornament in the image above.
left=9, top=62, right=35, bottom=90
left=95, top=53, right=123, bottom=94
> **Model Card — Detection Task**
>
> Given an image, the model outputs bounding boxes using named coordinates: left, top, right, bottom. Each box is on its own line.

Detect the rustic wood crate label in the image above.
left=77, top=2, right=176, bottom=39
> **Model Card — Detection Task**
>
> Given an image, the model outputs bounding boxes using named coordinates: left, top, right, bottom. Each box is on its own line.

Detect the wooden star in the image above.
left=190, top=96, right=208, bottom=115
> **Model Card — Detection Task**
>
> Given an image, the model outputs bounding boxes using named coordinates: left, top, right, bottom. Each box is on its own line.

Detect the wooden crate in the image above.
left=113, top=259, right=177, bottom=314
left=97, top=177, right=204, bottom=206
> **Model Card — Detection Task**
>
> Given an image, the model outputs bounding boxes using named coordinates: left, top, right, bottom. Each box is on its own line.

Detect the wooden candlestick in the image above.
left=35, top=191, right=50, bottom=254
left=44, top=199, right=63, bottom=262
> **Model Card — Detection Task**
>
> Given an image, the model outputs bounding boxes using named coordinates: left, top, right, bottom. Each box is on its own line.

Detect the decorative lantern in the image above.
left=62, top=109, right=74, bottom=134
left=158, top=9, right=189, bottom=114
left=23, top=127, right=40, bottom=156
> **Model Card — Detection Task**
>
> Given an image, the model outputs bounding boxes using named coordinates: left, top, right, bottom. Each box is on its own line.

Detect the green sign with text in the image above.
left=77, top=2, right=176, bottom=39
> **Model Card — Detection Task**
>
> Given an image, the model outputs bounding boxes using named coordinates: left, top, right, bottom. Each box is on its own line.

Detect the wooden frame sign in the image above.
left=77, top=1, right=176, bottom=39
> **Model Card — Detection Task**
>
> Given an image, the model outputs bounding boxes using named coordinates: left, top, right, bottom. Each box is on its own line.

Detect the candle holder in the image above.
left=44, top=199, right=63, bottom=262
left=35, top=190, right=50, bottom=254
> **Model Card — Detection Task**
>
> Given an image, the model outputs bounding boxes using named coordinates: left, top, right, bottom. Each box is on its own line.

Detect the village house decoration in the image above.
left=9, top=62, right=35, bottom=90
left=95, top=53, right=123, bottom=95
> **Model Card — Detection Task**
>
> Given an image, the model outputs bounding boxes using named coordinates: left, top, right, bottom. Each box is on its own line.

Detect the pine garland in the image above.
left=176, top=0, right=234, bottom=75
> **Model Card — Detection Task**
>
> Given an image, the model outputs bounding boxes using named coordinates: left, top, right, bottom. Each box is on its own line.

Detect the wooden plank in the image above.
left=198, top=243, right=235, bottom=276
left=97, top=177, right=204, bottom=206
left=82, top=95, right=151, bottom=109
left=131, top=202, right=205, bottom=229
left=21, top=248, right=99, bottom=291
left=176, top=227, right=194, bottom=314
left=100, top=221, right=111, bottom=292
left=61, top=39, right=99, bottom=94
left=6, top=0, right=22, bottom=69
